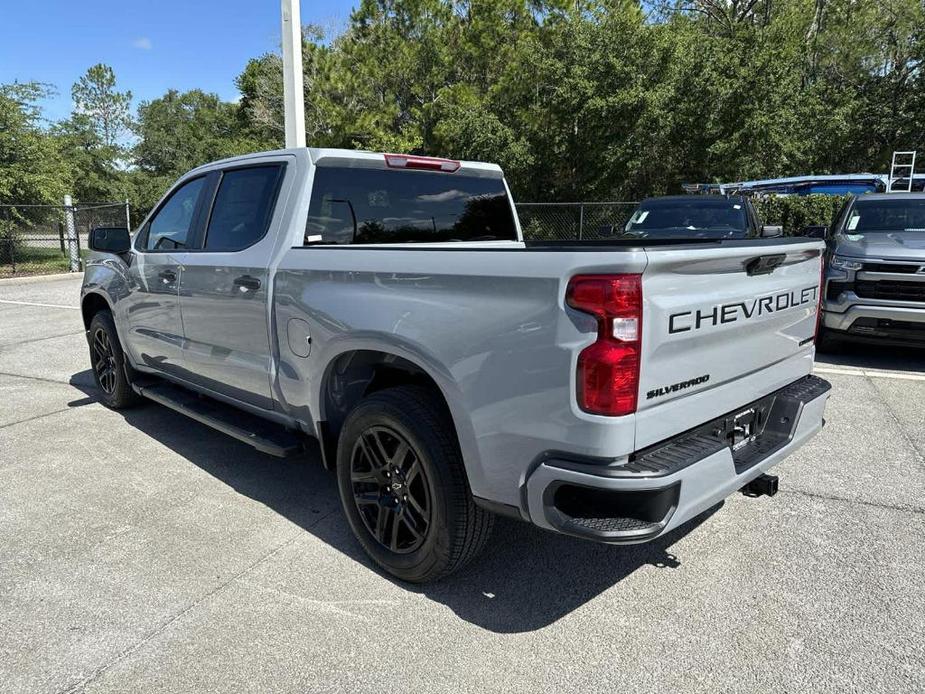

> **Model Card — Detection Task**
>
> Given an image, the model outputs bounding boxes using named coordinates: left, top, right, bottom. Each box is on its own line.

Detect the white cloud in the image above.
left=132, top=37, right=153, bottom=50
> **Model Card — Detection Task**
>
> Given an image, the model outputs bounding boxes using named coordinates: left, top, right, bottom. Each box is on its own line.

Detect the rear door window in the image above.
left=305, top=166, right=517, bottom=244
left=204, top=165, right=283, bottom=251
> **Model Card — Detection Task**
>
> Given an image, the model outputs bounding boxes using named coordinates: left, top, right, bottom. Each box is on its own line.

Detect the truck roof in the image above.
left=187, top=147, right=504, bottom=177
left=853, top=192, right=925, bottom=201
left=642, top=194, right=748, bottom=204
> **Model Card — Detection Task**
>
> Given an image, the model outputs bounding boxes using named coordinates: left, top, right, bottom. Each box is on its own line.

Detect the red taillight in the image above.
left=566, top=274, right=642, bottom=416
left=384, top=154, right=460, bottom=173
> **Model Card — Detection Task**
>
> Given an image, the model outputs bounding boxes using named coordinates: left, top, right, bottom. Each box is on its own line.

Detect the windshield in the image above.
left=623, top=198, right=751, bottom=239
left=845, top=199, right=925, bottom=233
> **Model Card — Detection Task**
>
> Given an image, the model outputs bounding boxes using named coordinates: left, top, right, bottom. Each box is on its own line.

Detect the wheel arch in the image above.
left=81, top=291, right=113, bottom=330
left=315, top=349, right=478, bottom=478
left=81, top=290, right=138, bottom=384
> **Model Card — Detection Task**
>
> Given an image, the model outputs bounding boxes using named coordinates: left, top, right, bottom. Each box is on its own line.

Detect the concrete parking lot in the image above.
left=1, top=274, right=923, bottom=694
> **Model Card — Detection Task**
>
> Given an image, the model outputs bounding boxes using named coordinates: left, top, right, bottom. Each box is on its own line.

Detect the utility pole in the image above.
left=281, top=0, right=306, bottom=148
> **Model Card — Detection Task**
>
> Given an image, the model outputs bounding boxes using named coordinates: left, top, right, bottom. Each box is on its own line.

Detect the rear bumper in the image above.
left=523, top=375, right=831, bottom=543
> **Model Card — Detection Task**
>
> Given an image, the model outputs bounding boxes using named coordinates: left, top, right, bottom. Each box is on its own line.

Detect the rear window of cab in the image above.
left=305, top=166, right=517, bottom=245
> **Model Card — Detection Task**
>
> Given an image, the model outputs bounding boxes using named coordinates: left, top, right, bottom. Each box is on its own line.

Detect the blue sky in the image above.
left=1, top=0, right=356, bottom=123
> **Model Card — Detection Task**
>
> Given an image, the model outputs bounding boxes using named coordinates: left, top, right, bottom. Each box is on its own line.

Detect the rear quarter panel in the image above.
left=272, top=246, right=647, bottom=506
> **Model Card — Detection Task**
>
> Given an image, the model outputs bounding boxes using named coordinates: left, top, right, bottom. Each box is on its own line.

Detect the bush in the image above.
left=0, top=220, right=24, bottom=265
left=752, top=194, right=850, bottom=236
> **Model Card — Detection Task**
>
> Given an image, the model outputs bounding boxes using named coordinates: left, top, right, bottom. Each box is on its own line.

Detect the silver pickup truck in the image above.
left=814, top=192, right=925, bottom=349
left=81, top=148, right=830, bottom=582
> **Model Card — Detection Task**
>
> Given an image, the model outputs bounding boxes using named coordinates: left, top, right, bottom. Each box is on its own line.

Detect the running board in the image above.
left=133, top=381, right=304, bottom=458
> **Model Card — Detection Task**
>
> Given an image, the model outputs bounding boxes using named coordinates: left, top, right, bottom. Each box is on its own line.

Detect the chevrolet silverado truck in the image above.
left=81, top=149, right=830, bottom=582
left=811, top=193, right=925, bottom=349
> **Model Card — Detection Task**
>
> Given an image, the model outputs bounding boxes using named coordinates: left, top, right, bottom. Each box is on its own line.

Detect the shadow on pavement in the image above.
left=69, top=369, right=721, bottom=633
left=815, top=342, right=925, bottom=373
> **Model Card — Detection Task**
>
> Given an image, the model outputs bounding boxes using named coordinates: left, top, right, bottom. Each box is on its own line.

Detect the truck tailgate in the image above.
left=636, top=240, right=823, bottom=447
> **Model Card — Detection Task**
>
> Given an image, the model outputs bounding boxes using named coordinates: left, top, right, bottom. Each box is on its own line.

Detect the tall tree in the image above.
left=71, top=64, right=133, bottom=148
left=57, top=64, right=134, bottom=203
left=237, top=24, right=338, bottom=149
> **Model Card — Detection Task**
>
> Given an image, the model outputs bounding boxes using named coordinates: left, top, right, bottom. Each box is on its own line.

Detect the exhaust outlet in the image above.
left=741, top=473, right=779, bottom=498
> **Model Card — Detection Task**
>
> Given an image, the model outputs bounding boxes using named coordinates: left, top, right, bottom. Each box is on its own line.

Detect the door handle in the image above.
left=158, top=270, right=177, bottom=283
left=233, top=275, right=261, bottom=291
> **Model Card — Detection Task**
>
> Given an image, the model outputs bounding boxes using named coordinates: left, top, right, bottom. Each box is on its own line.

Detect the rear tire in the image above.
left=88, top=311, right=140, bottom=410
left=336, top=385, right=493, bottom=583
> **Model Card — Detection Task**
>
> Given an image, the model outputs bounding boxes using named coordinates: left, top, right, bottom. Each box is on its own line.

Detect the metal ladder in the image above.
left=888, top=151, right=917, bottom=192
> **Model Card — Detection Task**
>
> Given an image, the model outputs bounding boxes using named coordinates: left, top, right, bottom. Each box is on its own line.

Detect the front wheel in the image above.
left=336, top=385, right=493, bottom=583
left=88, top=311, right=140, bottom=409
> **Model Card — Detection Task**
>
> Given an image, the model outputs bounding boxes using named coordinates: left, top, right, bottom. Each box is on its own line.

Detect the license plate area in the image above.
left=628, top=375, right=831, bottom=478
left=729, top=407, right=760, bottom=450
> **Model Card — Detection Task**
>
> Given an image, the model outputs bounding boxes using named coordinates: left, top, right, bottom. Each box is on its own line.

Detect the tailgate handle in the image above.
left=745, top=254, right=785, bottom=276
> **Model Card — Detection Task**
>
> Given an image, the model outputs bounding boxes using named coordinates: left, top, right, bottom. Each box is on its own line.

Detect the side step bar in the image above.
left=133, top=381, right=304, bottom=458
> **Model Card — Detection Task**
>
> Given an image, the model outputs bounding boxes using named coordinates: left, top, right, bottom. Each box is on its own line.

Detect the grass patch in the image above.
left=0, top=246, right=87, bottom=279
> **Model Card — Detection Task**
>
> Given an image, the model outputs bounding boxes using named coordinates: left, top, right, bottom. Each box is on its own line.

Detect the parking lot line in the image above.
left=0, top=298, right=80, bottom=310
left=814, top=365, right=925, bottom=382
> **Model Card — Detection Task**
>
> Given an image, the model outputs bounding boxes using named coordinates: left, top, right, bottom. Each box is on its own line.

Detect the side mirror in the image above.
left=89, top=226, right=131, bottom=253
left=760, top=225, right=783, bottom=238
left=800, top=225, right=827, bottom=239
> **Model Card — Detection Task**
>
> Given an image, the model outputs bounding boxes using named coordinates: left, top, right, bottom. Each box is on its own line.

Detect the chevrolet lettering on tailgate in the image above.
left=669, top=286, right=819, bottom=335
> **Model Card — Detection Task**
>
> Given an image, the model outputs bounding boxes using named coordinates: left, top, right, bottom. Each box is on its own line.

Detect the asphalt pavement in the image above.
left=1, top=274, right=923, bottom=693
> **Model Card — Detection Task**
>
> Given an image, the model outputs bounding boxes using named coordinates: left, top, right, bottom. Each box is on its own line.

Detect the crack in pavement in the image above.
left=57, top=509, right=340, bottom=694
left=784, top=488, right=925, bottom=515
left=0, top=405, right=84, bottom=431
left=0, top=330, right=85, bottom=350
left=0, top=372, right=96, bottom=430
left=0, top=370, right=90, bottom=388
left=865, top=375, right=925, bottom=465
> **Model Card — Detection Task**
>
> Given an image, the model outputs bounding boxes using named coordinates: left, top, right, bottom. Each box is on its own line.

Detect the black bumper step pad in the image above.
left=629, top=374, right=831, bottom=478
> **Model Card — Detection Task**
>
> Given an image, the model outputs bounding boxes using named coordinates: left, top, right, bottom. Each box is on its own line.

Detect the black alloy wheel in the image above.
left=335, top=385, right=494, bottom=582
left=87, top=310, right=140, bottom=409
left=92, top=326, right=118, bottom=395
left=350, top=425, right=432, bottom=554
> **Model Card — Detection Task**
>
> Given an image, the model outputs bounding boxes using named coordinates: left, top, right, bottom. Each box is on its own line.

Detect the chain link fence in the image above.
left=516, top=202, right=638, bottom=241
left=0, top=202, right=130, bottom=278
left=0, top=199, right=632, bottom=276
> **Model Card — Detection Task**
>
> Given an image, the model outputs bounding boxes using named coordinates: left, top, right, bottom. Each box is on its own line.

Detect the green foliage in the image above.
left=3, top=0, right=925, bottom=229
left=753, top=194, right=850, bottom=236
left=0, top=82, right=72, bottom=206
left=0, top=82, right=73, bottom=268
left=134, top=89, right=251, bottom=176
left=131, top=89, right=265, bottom=214
left=234, top=0, right=924, bottom=202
